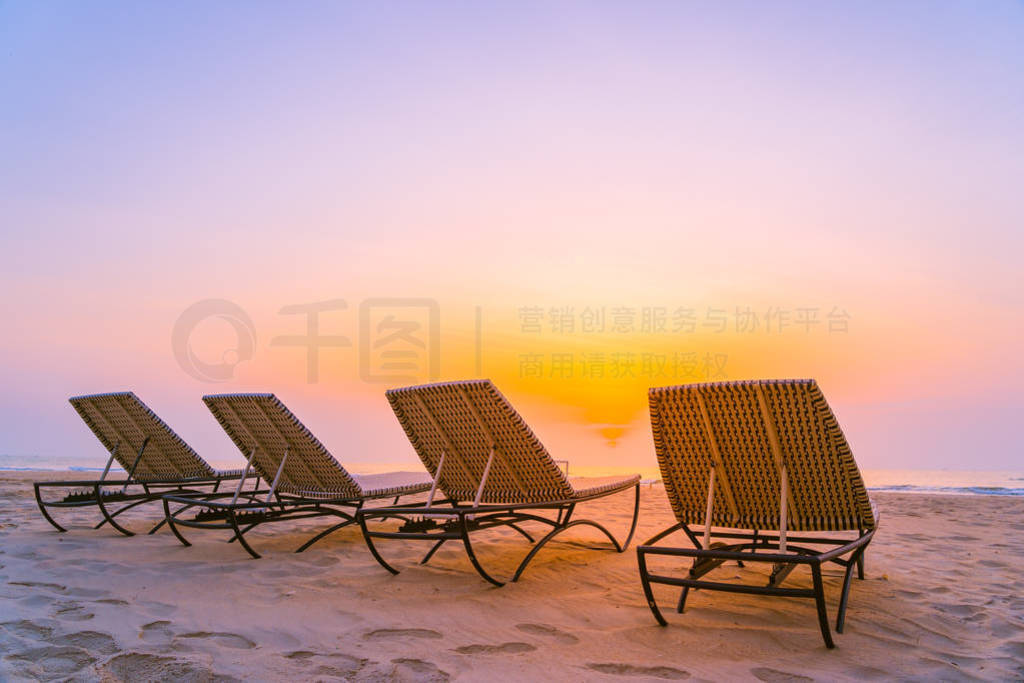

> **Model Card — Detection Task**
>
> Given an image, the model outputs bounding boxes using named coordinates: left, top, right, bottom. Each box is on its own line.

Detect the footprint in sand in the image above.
left=9, top=551, right=42, bottom=560
left=51, top=600, right=94, bottom=621
left=363, top=628, right=444, bottom=641
left=64, top=586, right=110, bottom=599
left=586, top=663, right=689, bottom=679
left=1, top=619, right=55, bottom=640
left=137, top=600, right=178, bottom=617
left=174, top=631, right=257, bottom=650
left=308, top=662, right=363, bottom=679
left=454, top=642, right=536, bottom=655
left=8, top=580, right=66, bottom=594
left=47, top=630, right=119, bottom=655
left=17, top=594, right=55, bottom=609
left=978, top=559, right=1007, bottom=568
left=515, top=623, right=579, bottom=644
left=99, top=652, right=230, bottom=682
left=751, top=667, right=814, bottom=682
left=390, top=658, right=451, bottom=682
left=5, top=645, right=96, bottom=678
left=284, top=651, right=367, bottom=678
left=95, top=598, right=130, bottom=606
left=140, top=620, right=175, bottom=644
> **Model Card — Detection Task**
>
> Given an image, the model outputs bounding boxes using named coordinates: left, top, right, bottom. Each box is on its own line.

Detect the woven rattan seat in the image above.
left=34, top=392, right=242, bottom=537
left=161, top=393, right=430, bottom=559
left=358, top=380, right=641, bottom=586
left=637, top=379, right=878, bottom=648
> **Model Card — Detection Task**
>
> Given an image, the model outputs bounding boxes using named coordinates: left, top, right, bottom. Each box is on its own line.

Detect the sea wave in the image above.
left=0, top=466, right=119, bottom=473
left=868, top=484, right=1024, bottom=497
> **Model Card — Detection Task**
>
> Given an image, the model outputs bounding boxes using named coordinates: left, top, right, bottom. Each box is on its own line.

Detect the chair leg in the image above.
left=420, top=539, right=446, bottom=565
left=95, top=496, right=154, bottom=531
left=622, top=483, right=641, bottom=550
left=506, top=522, right=535, bottom=543
left=163, top=497, right=192, bottom=548
left=811, top=564, right=835, bottom=649
left=34, top=484, right=67, bottom=533
left=511, top=518, right=621, bottom=583
left=227, top=522, right=259, bottom=543
left=676, top=586, right=690, bottom=613
left=148, top=500, right=191, bottom=534
left=460, top=514, right=504, bottom=587
left=95, top=485, right=135, bottom=537
left=637, top=549, right=668, bottom=627
left=836, top=545, right=867, bottom=633
left=227, top=510, right=261, bottom=559
left=769, top=561, right=798, bottom=587
left=357, top=514, right=400, bottom=575
left=295, top=514, right=356, bottom=553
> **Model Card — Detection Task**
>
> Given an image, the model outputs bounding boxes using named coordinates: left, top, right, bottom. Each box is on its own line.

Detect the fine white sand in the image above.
left=2, top=471, right=1022, bottom=681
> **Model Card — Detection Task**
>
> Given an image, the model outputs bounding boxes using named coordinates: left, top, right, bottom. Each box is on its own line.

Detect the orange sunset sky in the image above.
left=1, top=2, right=1021, bottom=475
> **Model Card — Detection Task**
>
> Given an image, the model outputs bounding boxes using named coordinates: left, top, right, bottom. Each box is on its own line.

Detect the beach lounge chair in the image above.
left=162, top=393, right=432, bottom=559
left=637, top=379, right=877, bottom=648
left=34, top=392, right=245, bottom=536
left=357, top=380, right=641, bottom=586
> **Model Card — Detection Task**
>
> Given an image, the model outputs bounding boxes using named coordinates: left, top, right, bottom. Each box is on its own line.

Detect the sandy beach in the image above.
left=1, top=471, right=1022, bottom=681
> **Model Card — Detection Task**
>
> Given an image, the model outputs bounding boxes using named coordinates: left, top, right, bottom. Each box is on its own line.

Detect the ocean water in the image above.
left=3, top=453, right=1021, bottom=497
left=0, top=453, right=117, bottom=473
left=562, top=466, right=1024, bottom=496
left=860, top=469, right=1024, bottom=497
